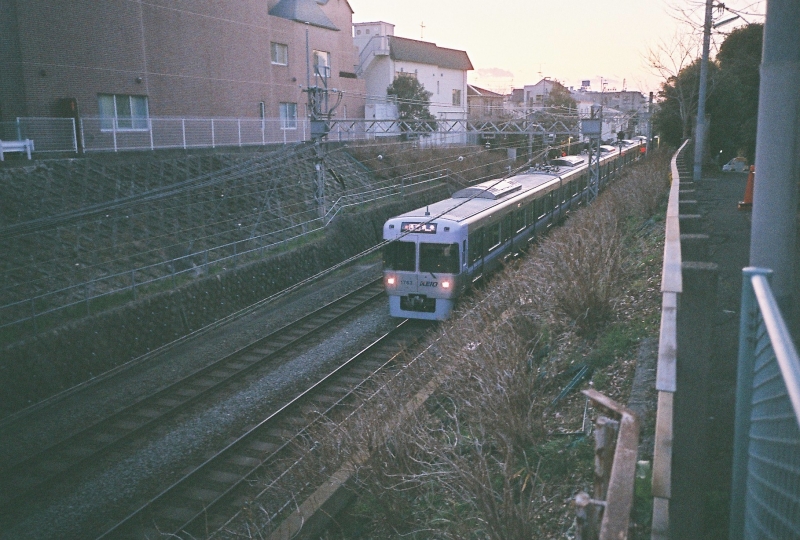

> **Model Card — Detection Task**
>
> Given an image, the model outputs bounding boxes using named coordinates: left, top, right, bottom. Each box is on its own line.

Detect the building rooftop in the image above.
left=269, top=0, right=339, bottom=31
left=467, top=85, right=504, bottom=98
left=389, top=36, right=473, bottom=71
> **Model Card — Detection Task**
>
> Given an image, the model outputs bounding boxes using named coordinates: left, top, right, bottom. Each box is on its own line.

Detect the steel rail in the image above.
left=97, top=318, right=425, bottom=539
left=0, top=279, right=384, bottom=514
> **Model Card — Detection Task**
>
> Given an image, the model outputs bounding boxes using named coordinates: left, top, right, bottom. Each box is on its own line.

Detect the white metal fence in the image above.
left=730, top=267, right=800, bottom=540
left=0, top=118, right=78, bottom=153
left=1, top=115, right=579, bottom=157
left=80, top=117, right=310, bottom=152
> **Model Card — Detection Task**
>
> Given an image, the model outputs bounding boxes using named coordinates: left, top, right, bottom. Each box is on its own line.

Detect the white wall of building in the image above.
left=393, top=61, right=467, bottom=120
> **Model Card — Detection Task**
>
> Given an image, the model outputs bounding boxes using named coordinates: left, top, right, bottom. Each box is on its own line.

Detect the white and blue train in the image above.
left=382, top=140, right=644, bottom=320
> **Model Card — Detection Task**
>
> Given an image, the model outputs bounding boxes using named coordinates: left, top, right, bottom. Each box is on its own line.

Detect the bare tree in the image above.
left=647, top=31, right=703, bottom=139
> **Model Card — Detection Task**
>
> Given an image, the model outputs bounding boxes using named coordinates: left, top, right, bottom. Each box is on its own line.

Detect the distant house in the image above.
left=353, top=21, right=473, bottom=131
left=523, top=78, right=562, bottom=108
left=0, top=0, right=365, bottom=125
left=572, top=89, right=648, bottom=140
left=467, top=85, right=505, bottom=122
left=571, top=90, right=647, bottom=115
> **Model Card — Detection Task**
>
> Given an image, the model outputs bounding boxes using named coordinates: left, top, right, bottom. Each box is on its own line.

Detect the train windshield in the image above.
left=420, top=243, right=460, bottom=274
left=384, top=240, right=416, bottom=271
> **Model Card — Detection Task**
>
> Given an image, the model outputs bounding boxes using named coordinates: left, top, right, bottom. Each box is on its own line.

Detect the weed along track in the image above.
left=0, top=279, right=386, bottom=535
left=97, top=318, right=428, bottom=539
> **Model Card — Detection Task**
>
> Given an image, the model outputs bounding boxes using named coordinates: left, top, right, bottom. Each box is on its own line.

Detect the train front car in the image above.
left=383, top=214, right=466, bottom=321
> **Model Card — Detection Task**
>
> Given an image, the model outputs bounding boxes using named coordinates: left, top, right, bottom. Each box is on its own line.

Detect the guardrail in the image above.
left=651, top=139, right=690, bottom=539
left=0, top=171, right=450, bottom=334
left=729, top=267, right=800, bottom=540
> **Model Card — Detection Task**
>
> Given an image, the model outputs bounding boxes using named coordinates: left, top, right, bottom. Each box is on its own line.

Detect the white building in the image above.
left=353, top=21, right=473, bottom=142
left=522, top=78, right=562, bottom=108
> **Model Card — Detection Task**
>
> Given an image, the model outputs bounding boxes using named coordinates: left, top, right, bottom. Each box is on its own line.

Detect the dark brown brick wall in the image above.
left=5, top=0, right=365, bottom=120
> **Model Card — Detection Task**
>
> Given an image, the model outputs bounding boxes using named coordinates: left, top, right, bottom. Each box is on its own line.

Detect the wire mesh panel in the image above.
left=0, top=118, right=77, bottom=153
left=746, top=310, right=800, bottom=537
left=731, top=268, right=800, bottom=540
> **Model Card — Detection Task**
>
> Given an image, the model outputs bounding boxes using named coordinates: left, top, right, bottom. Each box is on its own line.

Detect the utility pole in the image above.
left=582, top=105, right=602, bottom=202
left=692, top=0, right=713, bottom=181
left=747, top=0, right=800, bottom=315
left=646, top=91, right=653, bottom=155
left=304, top=25, right=342, bottom=220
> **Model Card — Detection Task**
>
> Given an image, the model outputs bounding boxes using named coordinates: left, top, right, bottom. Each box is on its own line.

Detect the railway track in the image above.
left=97, top=318, right=429, bottom=539
left=0, top=279, right=385, bottom=527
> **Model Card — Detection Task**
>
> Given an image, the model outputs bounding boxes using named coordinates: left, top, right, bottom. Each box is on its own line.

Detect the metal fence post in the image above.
left=729, top=267, right=771, bottom=540
left=112, top=119, right=118, bottom=152
left=70, top=118, right=78, bottom=153
left=80, top=118, right=86, bottom=153
left=182, top=119, right=186, bottom=150
left=31, top=298, right=37, bottom=333
left=211, top=119, right=215, bottom=148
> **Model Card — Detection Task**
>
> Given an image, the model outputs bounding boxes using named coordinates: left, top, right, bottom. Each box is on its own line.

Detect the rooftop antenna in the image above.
left=420, top=21, right=425, bottom=39
left=425, top=205, right=430, bottom=216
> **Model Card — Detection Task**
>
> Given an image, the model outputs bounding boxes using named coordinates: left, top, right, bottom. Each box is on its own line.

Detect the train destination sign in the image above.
left=401, top=222, right=437, bottom=234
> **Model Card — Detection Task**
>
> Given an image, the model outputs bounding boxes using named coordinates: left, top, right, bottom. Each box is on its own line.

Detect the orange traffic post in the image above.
left=738, top=165, right=755, bottom=210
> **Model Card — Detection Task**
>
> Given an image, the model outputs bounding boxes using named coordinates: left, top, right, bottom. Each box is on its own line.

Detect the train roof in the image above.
left=386, top=142, right=639, bottom=229
left=390, top=172, right=562, bottom=225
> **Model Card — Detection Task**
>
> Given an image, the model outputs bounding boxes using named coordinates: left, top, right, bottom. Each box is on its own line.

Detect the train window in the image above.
left=526, top=202, right=535, bottom=225
left=420, top=242, right=460, bottom=274
left=383, top=241, right=416, bottom=271
left=486, top=222, right=501, bottom=252
left=502, top=214, right=512, bottom=242
left=462, top=240, right=467, bottom=265
left=469, top=230, right=483, bottom=264
left=515, top=209, right=526, bottom=233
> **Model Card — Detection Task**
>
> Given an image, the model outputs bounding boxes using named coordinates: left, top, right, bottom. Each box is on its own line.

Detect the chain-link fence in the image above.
left=730, top=267, right=800, bottom=540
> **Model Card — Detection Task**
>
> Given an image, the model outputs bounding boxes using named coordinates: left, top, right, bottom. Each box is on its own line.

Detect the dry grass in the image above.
left=234, top=151, right=671, bottom=539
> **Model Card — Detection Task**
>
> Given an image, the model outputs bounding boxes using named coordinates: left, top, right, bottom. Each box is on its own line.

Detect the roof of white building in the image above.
left=389, top=36, right=473, bottom=71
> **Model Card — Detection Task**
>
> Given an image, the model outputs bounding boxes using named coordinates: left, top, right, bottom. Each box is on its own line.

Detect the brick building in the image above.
left=0, top=0, right=365, bottom=125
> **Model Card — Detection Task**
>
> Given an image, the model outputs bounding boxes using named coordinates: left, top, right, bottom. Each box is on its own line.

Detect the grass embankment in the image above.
left=237, top=150, right=672, bottom=539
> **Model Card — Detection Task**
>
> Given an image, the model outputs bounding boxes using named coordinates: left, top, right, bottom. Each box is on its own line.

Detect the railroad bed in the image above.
left=0, top=262, right=414, bottom=539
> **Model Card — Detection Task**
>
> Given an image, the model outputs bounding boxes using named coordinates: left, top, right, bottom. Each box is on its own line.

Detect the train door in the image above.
left=468, top=228, right=484, bottom=282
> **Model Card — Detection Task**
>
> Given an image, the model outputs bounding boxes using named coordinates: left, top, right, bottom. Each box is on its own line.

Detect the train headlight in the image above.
left=442, top=280, right=450, bottom=289
left=387, top=276, right=396, bottom=286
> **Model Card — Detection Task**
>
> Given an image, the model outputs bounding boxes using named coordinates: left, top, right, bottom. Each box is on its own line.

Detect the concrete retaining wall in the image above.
left=0, top=187, right=447, bottom=417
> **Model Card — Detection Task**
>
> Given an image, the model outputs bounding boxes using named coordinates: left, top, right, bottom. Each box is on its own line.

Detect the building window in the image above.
left=98, top=94, right=148, bottom=130
left=396, top=70, right=417, bottom=79
left=271, top=42, right=288, bottom=65
left=452, top=89, right=462, bottom=107
left=313, top=50, right=330, bottom=78
left=280, top=102, right=297, bottom=129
